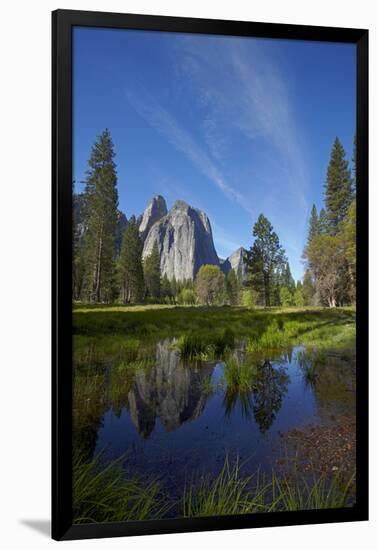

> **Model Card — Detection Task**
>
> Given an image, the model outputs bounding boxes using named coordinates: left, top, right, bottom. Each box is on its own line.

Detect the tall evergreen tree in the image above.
left=144, top=241, right=161, bottom=300
left=80, top=129, right=119, bottom=302
left=302, top=269, right=316, bottom=306
left=308, top=204, right=320, bottom=243
left=281, top=261, right=296, bottom=293
left=324, top=137, right=353, bottom=235
left=248, top=214, right=286, bottom=307
left=318, top=208, right=329, bottom=235
left=117, top=216, right=144, bottom=304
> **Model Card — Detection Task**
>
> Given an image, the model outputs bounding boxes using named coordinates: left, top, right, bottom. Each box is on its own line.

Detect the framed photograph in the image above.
left=52, top=9, right=368, bottom=541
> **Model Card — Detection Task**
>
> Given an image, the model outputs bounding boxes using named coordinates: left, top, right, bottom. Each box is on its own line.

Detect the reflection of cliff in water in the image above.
left=127, top=340, right=214, bottom=438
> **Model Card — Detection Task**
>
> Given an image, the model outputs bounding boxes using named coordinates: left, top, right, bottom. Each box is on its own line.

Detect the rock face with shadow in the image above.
left=139, top=195, right=168, bottom=241
left=127, top=340, right=214, bottom=438
left=142, top=199, right=220, bottom=282
left=220, top=247, right=249, bottom=282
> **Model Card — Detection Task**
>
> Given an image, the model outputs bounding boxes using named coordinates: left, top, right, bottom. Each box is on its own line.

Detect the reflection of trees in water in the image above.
left=252, top=361, right=289, bottom=433
left=223, top=359, right=290, bottom=433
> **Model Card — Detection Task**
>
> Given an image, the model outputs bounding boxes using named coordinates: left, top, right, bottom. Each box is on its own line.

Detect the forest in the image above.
left=73, top=129, right=356, bottom=309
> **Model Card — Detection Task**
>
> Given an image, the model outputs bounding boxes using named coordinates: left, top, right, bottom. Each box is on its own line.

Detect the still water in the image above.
left=77, top=339, right=355, bottom=491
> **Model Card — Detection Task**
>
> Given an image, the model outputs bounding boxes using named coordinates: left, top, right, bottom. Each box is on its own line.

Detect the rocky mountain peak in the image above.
left=220, top=246, right=249, bottom=281
left=142, top=197, right=219, bottom=281
left=139, top=195, right=168, bottom=240
left=172, top=199, right=190, bottom=211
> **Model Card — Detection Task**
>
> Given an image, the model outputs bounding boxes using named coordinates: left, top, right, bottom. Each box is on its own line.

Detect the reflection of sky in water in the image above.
left=91, top=343, right=355, bottom=490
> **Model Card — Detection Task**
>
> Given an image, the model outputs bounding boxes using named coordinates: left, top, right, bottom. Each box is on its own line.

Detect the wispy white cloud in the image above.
left=126, top=87, right=255, bottom=216
left=173, top=36, right=310, bottom=211
left=202, top=116, right=226, bottom=161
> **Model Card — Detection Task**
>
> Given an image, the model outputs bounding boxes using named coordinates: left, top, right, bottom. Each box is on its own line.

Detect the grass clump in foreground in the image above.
left=177, top=328, right=235, bottom=360
left=223, top=353, right=258, bottom=393
left=73, top=453, right=355, bottom=522
left=73, top=451, right=166, bottom=524
left=183, top=457, right=355, bottom=518
left=183, top=457, right=266, bottom=517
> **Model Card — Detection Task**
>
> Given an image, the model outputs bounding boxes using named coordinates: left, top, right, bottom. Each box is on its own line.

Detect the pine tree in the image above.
left=302, top=270, right=316, bottom=306
left=248, top=214, right=286, bottom=307
left=308, top=204, right=319, bottom=243
left=325, top=137, right=353, bottom=235
left=144, top=241, right=161, bottom=300
left=80, top=129, right=119, bottom=303
left=281, top=261, right=296, bottom=293
left=118, top=216, right=144, bottom=304
left=318, top=208, right=328, bottom=235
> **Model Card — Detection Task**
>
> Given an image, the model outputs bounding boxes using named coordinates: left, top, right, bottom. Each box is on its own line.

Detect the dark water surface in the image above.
left=78, top=339, right=355, bottom=492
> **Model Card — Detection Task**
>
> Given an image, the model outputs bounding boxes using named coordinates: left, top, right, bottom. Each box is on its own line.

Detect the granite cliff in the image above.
left=142, top=199, right=220, bottom=281
left=220, top=247, right=249, bottom=282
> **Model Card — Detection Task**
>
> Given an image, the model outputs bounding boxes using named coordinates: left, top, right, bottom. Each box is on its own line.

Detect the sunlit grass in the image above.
left=73, top=306, right=355, bottom=361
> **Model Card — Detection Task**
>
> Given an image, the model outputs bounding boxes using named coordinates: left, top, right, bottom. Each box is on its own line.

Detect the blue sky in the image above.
left=73, top=27, right=356, bottom=281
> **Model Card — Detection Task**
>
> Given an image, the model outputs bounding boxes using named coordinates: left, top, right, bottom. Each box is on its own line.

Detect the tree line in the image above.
left=302, top=136, right=356, bottom=307
left=73, top=129, right=355, bottom=309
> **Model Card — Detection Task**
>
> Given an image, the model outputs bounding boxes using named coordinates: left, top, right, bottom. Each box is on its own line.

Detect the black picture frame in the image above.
left=52, top=9, right=369, bottom=541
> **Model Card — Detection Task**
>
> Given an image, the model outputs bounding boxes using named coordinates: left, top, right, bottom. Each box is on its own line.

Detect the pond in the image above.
left=74, top=338, right=355, bottom=500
